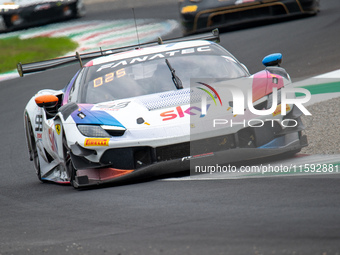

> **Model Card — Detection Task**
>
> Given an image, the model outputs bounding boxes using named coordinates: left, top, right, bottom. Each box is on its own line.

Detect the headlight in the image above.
left=181, top=5, right=198, bottom=13
left=77, top=125, right=126, bottom=137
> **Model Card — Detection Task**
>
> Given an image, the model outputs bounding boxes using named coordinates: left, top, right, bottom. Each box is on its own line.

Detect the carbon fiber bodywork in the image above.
left=179, top=0, right=320, bottom=35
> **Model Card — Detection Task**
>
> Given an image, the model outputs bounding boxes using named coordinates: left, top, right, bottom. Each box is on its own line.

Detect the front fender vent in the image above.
left=101, top=125, right=126, bottom=136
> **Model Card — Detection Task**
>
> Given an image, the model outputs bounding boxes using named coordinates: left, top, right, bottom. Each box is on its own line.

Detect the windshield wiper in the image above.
left=165, top=59, right=183, bottom=90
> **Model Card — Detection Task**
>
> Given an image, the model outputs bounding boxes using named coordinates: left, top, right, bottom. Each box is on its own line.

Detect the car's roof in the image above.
left=85, top=40, right=215, bottom=67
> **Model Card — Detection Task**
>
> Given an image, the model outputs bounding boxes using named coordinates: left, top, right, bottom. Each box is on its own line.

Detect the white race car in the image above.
left=20, top=30, right=308, bottom=188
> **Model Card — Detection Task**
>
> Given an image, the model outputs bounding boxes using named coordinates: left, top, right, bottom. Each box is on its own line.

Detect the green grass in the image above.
left=0, top=36, right=78, bottom=73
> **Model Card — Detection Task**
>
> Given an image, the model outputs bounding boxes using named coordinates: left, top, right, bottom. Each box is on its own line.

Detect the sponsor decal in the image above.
left=272, top=104, right=291, bottom=117
left=84, top=138, right=110, bottom=147
left=48, top=127, right=58, bottom=152
left=94, top=101, right=131, bottom=111
left=55, top=124, right=61, bottom=135
left=35, top=114, right=43, bottom=132
left=96, top=46, right=212, bottom=72
left=160, top=105, right=211, bottom=121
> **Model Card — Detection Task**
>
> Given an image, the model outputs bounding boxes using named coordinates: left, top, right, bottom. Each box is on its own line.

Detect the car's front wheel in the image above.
left=24, top=112, right=45, bottom=182
left=62, top=133, right=78, bottom=188
left=74, top=0, right=86, bottom=18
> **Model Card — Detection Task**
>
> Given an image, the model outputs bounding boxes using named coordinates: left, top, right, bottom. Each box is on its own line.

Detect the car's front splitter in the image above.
left=72, top=133, right=307, bottom=188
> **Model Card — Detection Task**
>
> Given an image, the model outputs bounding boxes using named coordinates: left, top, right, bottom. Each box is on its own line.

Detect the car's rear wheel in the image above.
left=0, top=15, right=7, bottom=32
left=74, top=0, right=86, bottom=18
left=62, top=133, right=78, bottom=189
left=24, top=112, right=45, bottom=182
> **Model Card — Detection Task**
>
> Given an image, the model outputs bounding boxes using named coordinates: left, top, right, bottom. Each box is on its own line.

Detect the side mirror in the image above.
left=35, top=95, right=59, bottom=108
left=262, top=53, right=282, bottom=67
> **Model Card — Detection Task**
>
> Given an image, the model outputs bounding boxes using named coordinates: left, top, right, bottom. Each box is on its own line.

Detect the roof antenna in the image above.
left=75, top=52, right=83, bottom=68
left=132, top=8, right=141, bottom=48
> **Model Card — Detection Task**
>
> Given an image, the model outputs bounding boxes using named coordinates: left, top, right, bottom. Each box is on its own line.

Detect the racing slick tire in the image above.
left=74, top=0, right=86, bottom=18
left=24, top=112, right=45, bottom=182
left=62, top=133, right=78, bottom=189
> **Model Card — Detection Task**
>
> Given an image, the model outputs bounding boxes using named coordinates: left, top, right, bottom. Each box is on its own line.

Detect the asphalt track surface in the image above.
left=1, top=1, right=340, bottom=254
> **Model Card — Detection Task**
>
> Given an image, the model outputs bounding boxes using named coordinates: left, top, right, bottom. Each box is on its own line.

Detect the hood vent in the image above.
left=138, top=89, right=205, bottom=111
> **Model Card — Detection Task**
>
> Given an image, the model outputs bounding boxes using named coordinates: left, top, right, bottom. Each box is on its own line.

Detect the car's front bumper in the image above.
left=72, top=106, right=308, bottom=188
left=73, top=133, right=307, bottom=188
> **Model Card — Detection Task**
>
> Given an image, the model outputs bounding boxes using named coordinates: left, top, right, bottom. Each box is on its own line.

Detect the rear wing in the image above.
left=17, top=28, right=220, bottom=77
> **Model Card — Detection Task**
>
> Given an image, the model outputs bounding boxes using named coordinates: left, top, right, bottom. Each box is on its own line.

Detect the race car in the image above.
left=0, top=0, right=85, bottom=32
left=19, top=29, right=308, bottom=188
left=179, top=0, right=320, bottom=35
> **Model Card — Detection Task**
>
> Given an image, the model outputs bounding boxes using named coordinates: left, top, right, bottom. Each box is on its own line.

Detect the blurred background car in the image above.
left=179, top=0, right=320, bottom=35
left=0, top=0, right=86, bottom=32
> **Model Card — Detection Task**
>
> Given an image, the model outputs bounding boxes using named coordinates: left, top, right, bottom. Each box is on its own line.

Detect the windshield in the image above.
left=80, top=44, right=248, bottom=104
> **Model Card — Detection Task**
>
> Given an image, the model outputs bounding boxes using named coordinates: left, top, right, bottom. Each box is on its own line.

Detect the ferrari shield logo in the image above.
left=55, top=124, right=61, bottom=135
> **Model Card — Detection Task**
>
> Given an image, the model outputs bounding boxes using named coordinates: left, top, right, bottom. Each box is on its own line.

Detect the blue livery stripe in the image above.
left=71, top=104, right=125, bottom=128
